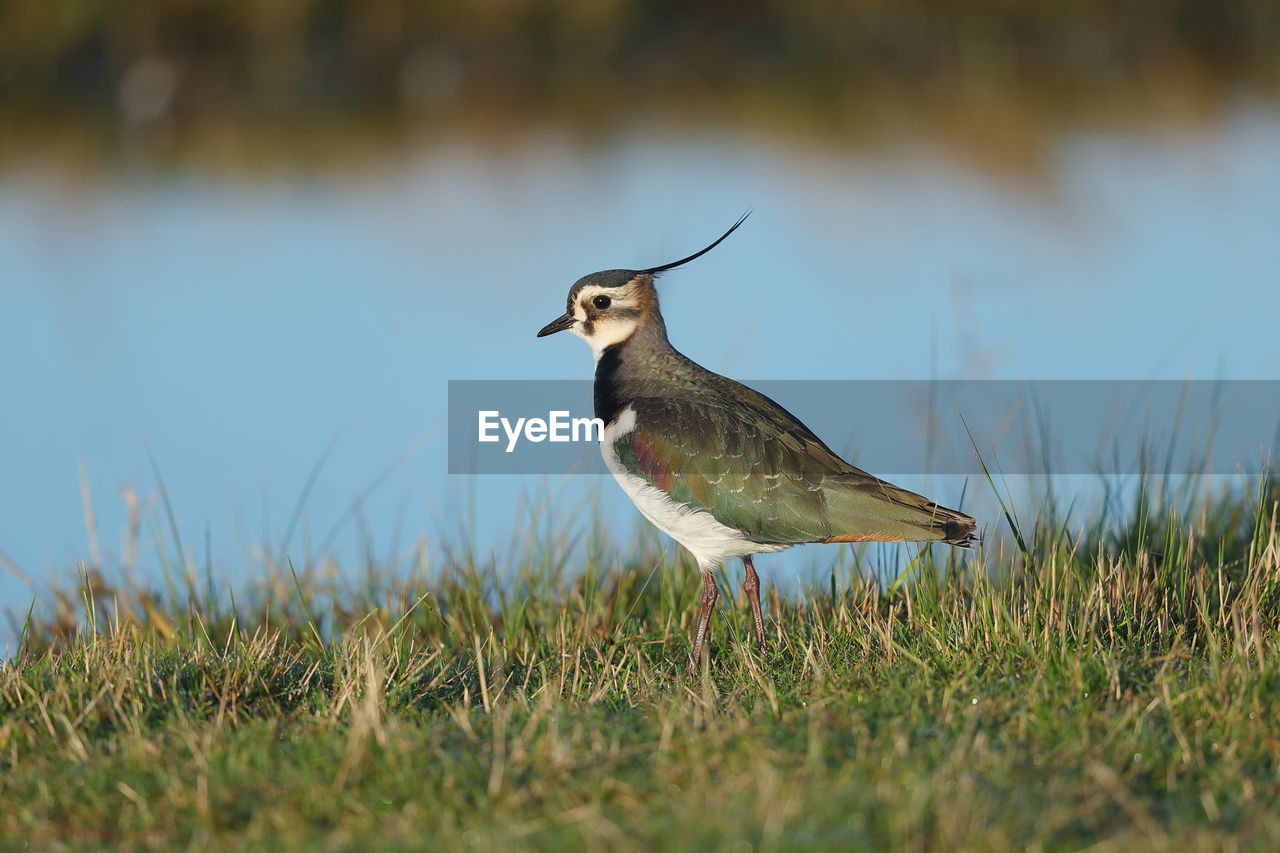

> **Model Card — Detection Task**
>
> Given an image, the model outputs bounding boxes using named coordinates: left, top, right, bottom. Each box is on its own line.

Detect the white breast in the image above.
left=601, top=406, right=789, bottom=571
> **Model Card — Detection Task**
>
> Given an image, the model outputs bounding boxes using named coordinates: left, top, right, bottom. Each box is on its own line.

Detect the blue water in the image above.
left=4, top=107, right=1280, bottom=643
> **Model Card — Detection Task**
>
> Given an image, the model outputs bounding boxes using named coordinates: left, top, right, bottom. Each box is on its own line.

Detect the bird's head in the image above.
left=537, top=213, right=750, bottom=360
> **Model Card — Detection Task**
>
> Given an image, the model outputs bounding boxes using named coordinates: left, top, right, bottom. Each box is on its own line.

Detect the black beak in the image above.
left=536, top=313, right=575, bottom=337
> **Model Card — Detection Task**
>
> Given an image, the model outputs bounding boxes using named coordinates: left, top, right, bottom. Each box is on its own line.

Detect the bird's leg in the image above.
left=742, top=555, right=767, bottom=655
left=690, top=570, right=719, bottom=673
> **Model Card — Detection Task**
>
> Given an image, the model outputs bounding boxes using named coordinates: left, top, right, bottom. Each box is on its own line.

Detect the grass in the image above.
left=3, top=478, right=1280, bottom=850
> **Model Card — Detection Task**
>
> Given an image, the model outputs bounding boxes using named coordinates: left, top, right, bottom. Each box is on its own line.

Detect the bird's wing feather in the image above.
left=613, top=395, right=975, bottom=546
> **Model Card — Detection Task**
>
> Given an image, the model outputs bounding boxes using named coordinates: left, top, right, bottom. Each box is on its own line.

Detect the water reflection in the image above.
left=3, top=107, right=1280, bottom=632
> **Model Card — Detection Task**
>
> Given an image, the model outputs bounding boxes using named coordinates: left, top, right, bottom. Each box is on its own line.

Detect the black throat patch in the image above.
left=593, top=345, right=627, bottom=424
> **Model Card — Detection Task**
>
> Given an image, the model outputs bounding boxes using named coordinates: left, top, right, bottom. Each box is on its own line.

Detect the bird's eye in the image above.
left=592, top=295, right=611, bottom=310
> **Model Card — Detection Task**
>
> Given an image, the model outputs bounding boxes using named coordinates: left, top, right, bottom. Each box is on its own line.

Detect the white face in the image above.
left=569, top=283, right=644, bottom=361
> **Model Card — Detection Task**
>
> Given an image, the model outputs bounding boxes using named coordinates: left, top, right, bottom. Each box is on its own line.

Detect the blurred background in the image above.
left=3, top=0, right=1280, bottom=640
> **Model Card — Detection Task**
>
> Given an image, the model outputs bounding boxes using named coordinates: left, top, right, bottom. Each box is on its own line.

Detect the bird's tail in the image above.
left=819, top=472, right=978, bottom=548
left=930, top=505, right=979, bottom=548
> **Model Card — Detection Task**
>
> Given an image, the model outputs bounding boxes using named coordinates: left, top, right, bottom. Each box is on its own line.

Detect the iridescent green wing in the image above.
left=612, top=396, right=829, bottom=543
left=613, top=396, right=974, bottom=545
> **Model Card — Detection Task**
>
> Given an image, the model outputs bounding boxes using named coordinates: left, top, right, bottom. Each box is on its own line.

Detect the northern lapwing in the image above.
left=537, top=215, right=977, bottom=670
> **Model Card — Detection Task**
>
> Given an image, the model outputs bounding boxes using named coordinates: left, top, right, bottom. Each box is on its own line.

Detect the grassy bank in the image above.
left=6, top=0, right=1280, bottom=172
left=3, top=482, right=1280, bottom=849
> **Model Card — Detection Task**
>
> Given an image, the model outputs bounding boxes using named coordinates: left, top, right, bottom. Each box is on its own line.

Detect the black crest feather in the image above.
left=640, top=211, right=751, bottom=276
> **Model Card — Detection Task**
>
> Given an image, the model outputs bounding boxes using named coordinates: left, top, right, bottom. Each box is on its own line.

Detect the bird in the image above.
left=537, top=214, right=977, bottom=671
